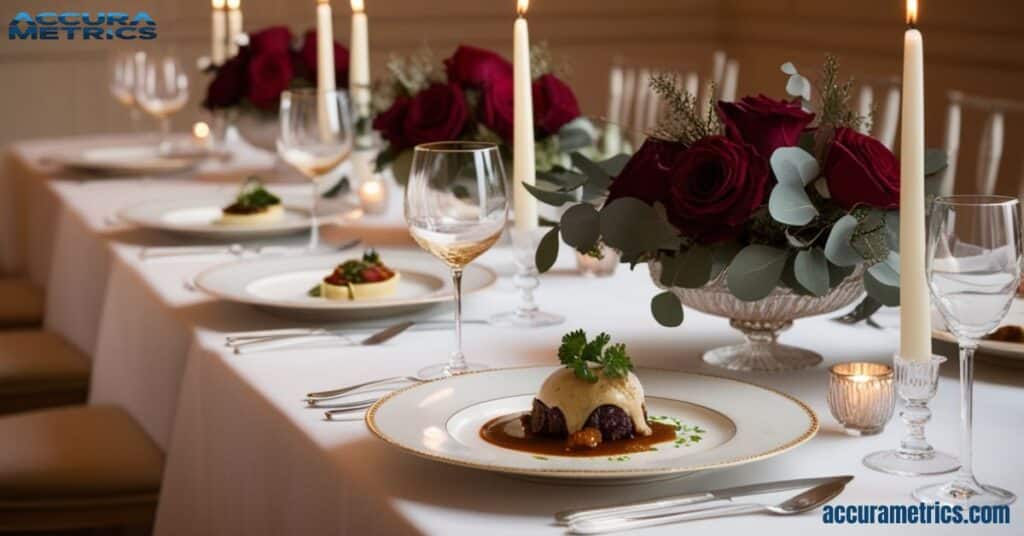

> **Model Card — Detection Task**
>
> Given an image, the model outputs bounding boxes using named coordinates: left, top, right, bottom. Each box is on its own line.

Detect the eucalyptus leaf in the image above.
left=674, top=246, right=713, bottom=288
left=924, top=148, right=948, bottom=176
left=786, top=74, right=811, bottom=101
left=769, top=183, right=818, bottom=226
left=571, top=152, right=613, bottom=192
left=781, top=255, right=814, bottom=295
left=884, top=211, right=899, bottom=250
left=597, top=154, right=632, bottom=178
left=771, top=147, right=820, bottom=186
left=523, top=182, right=577, bottom=206
left=559, top=204, right=600, bottom=251
left=558, top=127, right=594, bottom=152
left=599, top=198, right=679, bottom=256
left=711, top=242, right=742, bottom=279
left=651, top=291, right=684, bottom=327
left=781, top=62, right=798, bottom=75
left=535, top=226, right=560, bottom=273
left=795, top=248, right=830, bottom=297
left=658, top=254, right=681, bottom=287
left=827, top=261, right=856, bottom=288
left=538, top=170, right=587, bottom=192
left=726, top=245, right=789, bottom=302
left=864, top=269, right=900, bottom=306
left=390, top=149, right=414, bottom=185
left=825, top=214, right=862, bottom=267
left=867, top=252, right=900, bottom=287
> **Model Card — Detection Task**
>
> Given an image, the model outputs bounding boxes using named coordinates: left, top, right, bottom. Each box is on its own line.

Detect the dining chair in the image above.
left=854, top=76, right=902, bottom=151
left=0, top=404, right=163, bottom=533
left=0, top=277, right=44, bottom=329
left=0, top=330, right=89, bottom=414
left=937, top=91, right=1024, bottom=197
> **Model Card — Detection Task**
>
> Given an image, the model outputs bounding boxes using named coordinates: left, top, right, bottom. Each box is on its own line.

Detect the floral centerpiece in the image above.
left=371, top=45, right=597, bottom=182
left=529, top=55, right=947, bottom=371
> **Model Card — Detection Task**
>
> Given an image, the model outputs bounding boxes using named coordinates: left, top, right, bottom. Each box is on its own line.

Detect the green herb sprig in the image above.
left=234, top=177, right=281, bottom=209
left=558, top=330, right=633, bottom=382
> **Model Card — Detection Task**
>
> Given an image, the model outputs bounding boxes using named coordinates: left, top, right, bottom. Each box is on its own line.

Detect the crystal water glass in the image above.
left=917, top=195, right=1021, bottom=505
left=108, top=50, right=145, bottom=131
left=134, top=50, right=190, bottom=153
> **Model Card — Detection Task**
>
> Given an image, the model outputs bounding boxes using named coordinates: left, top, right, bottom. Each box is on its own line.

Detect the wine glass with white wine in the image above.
left=406, top=142, right=509, bottom=379
left=134, top=50, right=189, bottom=154
left=108, top=50, right=145, bottom=131
left=277, top=89, right=354, bottom=251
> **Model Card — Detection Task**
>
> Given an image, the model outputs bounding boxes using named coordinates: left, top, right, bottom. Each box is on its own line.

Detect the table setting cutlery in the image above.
left=141, top=237, right=361, bottom=261
left=305, top=374, right=424, bottom=420
left=231, top=320, right=414, bottom=354
left=565, top=477, right=851, bottom=534
left=225, top=319, right=487, bottom=346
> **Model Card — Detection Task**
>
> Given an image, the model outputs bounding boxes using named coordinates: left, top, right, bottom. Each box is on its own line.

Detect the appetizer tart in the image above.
left=310, top=250, right=400, bottom=300
left=217, top=177, right=284, bottom=225
left=481, top=331, right=676, bottom=456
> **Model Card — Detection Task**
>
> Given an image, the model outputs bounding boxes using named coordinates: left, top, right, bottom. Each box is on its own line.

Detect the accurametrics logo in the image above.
left=8, top=11, right=157, bottom=40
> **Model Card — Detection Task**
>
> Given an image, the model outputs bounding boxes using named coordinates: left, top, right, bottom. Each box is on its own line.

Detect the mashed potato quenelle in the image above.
left=216, top=177, right=285, bottom=225
left=309, top=250, right=400, bottom=301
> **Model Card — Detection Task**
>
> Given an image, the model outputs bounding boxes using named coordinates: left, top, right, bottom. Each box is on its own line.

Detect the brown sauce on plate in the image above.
left=480, top=413, right=677, bottom=458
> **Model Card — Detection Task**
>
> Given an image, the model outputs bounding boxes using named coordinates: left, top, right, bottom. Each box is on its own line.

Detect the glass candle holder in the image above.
left=576, top=243, right=619, bottom=277
left=827, top=362, right=896, bottom=436
left=357, top=176, right=389, bottom=215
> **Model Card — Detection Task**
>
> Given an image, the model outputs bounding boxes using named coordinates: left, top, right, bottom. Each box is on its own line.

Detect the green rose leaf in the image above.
left=769, top=183, right=818, bottom=226
left=535, top=225, right=560, bottom=273
left=651, top=291, right=684, bottom=327
left=674, top=245, right=713, bottom=288
left=825, top=214, right=862, bottom=267
left=523, top=182, right=577, bottom=207
left=727, top=245, right=789, bottom=301
left=795, top=248, right=830, bottom=297
left=864, top=269, right=900, bottom=306
left=559, top=204, right=600, bottom=251
left=771, top=147, right=820, bottom=187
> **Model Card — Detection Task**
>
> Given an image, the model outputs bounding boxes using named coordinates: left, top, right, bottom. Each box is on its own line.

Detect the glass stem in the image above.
left=514, top=262, right=540, bottom=318
left=953, top=343, right=977, bottom=489
left=448, top=268, right=466, bottom=375
left=158, top=116, right=171, bottom=153
left=308, top=176, right=320, bottom=251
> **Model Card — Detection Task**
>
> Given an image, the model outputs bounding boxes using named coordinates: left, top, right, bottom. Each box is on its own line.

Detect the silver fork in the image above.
left=142, top=238, right=361, bottom=260
left=232, top=321, right=414, bottom=354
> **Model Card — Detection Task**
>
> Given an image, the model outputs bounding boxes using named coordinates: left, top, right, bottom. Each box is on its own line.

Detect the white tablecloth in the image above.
left=6, top=137, right=1023, bottom=535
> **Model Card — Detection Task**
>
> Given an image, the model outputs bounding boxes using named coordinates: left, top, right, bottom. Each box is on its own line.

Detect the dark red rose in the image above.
left=532, top=74, right=581, bottom=138
left=825, top=127, right=900, bottom=210
left=444, top=45, right=512, bottom=88
left=481, top=76, right=514, bottom=141
left=606, top=138, right=688, bottom=206
left=246, top=50, right=294, bottom=111
left=248, top=26, right=293, bottom=55
left=667, top=136, right=770, bottom=244
left=373, top=96, right=412, bottom=150
left=402, top=83, right=470, bottom=146
left=299, top=30, right=350, bottom=89
left=204, top=50, right=249, bottom=109
left=717, top=95, right=814, bottom=160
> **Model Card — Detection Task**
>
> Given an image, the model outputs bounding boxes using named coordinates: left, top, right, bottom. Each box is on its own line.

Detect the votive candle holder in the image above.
left=827, top=362, right=896, bottom=436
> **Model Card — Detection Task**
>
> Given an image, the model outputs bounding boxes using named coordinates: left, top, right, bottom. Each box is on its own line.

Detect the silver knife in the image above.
left=359, top=321, right=414, bottom=345
left=555, top=475, right=853, bottom=525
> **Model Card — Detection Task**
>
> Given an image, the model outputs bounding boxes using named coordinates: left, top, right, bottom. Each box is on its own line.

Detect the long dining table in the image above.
left=2, top=135, right=1022, bottom=535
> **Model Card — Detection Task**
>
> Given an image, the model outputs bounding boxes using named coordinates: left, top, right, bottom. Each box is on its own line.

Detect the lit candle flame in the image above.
left=517, top=0, right=529, bottom=17
left=351, top=0, right=364, bottom=12
left=212, top=0, right=225, bottom=8
left=192, top=121, right=211, bottom=140
left=907, top=0, right=918, bottom=26
left=226, top=0, right=240, bottom=9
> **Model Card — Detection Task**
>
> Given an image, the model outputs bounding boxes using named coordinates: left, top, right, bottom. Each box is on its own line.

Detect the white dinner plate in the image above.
left=51, top=145, right=200, bottom=176
left=367, top=367, right=818, bottom=484
left=933, top=296, right=1024, bottom=363
left=118, top=196, right=358, bottom=240
left=194, top=249, right=498, bottom=320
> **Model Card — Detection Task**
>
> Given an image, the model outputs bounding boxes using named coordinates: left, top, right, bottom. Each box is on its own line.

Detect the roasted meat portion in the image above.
left=529, top=399, right=644, bottom=444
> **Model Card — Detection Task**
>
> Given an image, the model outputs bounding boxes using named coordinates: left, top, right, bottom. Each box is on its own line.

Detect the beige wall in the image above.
left=1, top=0, right=1021, bottom=194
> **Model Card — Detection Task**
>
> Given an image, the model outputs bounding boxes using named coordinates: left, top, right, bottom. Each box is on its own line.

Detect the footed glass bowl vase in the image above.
left=650, top=263, right=864, bottom=372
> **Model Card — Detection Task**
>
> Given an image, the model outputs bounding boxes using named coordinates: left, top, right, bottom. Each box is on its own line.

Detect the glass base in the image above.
left=914, top=479, right=1016, bottom=505
left=863, top=449, right=960, bottom=476
left=417, top=361, right=488, bottom=380
left=489, top=310, right=565, bottom=328
left=703, top=342, right=821, bottom=372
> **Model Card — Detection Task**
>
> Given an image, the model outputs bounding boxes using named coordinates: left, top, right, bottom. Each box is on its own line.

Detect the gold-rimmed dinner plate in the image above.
left=366, top=366, right=818, bottom=484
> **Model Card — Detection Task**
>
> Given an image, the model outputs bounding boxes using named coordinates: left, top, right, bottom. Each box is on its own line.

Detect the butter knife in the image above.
left=555, top=475, right=853, bottom=525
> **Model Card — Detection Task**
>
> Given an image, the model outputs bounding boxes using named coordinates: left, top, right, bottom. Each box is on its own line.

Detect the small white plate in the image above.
left=194, top=248, right=497, bottom=320
left=52, top=145, right=200, bottom=176
left=118, top=196, right=357, bottom=240
left=367, top=367, right=818, bottom=484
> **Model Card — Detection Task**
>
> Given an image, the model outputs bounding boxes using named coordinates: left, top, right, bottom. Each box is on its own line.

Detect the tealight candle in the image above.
left=192, top=121, right=211, bottom=148
left=358, top=177, right=388, bottom=214
left=827, top=362, right=895, bottom=436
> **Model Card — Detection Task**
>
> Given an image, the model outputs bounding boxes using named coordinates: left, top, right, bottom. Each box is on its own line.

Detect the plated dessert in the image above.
left=309, top=250, right=401, bottom=300
left=217, top=178, right=284, bottom=225
left=481, top=331, right=681, bottom=457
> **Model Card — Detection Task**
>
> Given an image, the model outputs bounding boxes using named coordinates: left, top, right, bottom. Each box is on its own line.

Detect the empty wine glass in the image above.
left=135, top=51, right=190, bottom=153
left=918, top=195, right=1021, bottom=505
left=406, top=142, right=509, bottom=379
left=277, top=89, right=354, bottom=251
left=108, top=50, right=145, bottom=131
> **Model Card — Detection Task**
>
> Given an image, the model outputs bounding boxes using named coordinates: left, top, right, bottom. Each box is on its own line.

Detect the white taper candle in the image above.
left=512, top=0, right=538, bottom=232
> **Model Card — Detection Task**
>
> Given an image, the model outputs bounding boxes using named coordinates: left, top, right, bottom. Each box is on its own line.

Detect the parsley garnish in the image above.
left=234, top=177, right=281, bottom=209
left=557, top=330, right=634, bottom=382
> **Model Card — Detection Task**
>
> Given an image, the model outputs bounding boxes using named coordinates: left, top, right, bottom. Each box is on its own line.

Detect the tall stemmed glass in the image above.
left=134, top=51, right=190, bottom=153
left=277, top=89, right=354, bottom=251
left=918, top=195, right=1021, bottom=505
left=108, top=51, right=145, bottom=131
left=406, top=142, right=508, bottom=379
